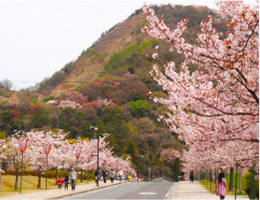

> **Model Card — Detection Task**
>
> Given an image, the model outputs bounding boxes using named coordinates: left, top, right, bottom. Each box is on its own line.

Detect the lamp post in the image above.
left=250, top=161, right=255, bottom=200
left=97, top=136, right=100, bottom=186
left=43, top=143, right=51, bottom=190
left=90, top=126, right=98, bottom=140
left=75, top=149, right=81, bottom=182
left=93, top=131, right=109, bottom=187
left=61, top=146, right=69, bottom=178
left=19, top=139, right=28, bottom=194
left=235, top=163, right=239, bottom=200
left=90, top=126, right=99, bottom=186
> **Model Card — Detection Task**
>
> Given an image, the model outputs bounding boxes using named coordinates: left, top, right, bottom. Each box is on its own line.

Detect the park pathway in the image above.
left=171, top=181, right=249, bottom=200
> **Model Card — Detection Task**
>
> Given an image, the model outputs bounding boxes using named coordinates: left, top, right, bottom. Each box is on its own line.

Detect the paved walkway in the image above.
left=170, top=181, right=249, bottom=200
left=0, top=180, right=126, bottom=199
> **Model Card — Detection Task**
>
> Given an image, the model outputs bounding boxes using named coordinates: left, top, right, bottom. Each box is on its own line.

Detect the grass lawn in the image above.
left=0, top=175, right=91, bottom=197
left=225, top=173, right=248, bottom=195
left=200, top=174, right=247, bottom=196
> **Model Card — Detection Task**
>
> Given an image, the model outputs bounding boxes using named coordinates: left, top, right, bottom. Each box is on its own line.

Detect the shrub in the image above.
left=44, top=96, right=55, bottom=102
left=129, top=100, right=152, bottom=117
left=244, top=171, right=259, bottom=199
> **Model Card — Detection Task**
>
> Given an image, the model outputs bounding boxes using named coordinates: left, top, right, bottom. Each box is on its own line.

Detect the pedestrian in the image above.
left=102, top=169, right=107, bottom=183
left=57, top=177, right=63, bottom=189
left=69, top=168, right=77, bottom=191
left=118, top=170, right=123, bottom=181
left=189, top=171, right=194, bottom=183
left=216, top=172, right=227, bottom=200
left=64, top=175, right=69, bottom=190
left=110, top=169, right=115, bottom=183
left=94, top=169, right=100, bottom=186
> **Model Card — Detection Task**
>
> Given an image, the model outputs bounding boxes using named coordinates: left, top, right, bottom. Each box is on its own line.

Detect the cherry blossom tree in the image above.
left=142, top=0, right=258, bottom=172
left=2, top=129, right=136, bottom=188
left=4, top=134, right=33, bottom=190
left=25, top=130, right=67, bottom=188
left=0, top=138, right=7, bottom=192
left=0, top=139, right=7, bottom=174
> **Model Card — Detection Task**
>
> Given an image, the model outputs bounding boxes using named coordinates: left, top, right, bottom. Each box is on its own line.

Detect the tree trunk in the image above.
left=14, top=167, right=19, bottom=190
left=56, top=167, right=58, bottom=185
left=239, top=167, right=242, bottom=193
left=229, top=167, right=233, bottom=191
left=81, top=169, right=83, bottom=182
left=37, top=170, right=42, bottom=189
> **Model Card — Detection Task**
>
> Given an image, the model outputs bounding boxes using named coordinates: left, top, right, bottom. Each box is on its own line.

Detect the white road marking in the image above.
left=139, top=192, right=157, bottom=195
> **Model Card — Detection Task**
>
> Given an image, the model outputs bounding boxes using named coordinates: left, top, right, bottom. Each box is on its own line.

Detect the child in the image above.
left=64, top=175, right=69, bottom=190
left=57, top=177, right=63, bottom=189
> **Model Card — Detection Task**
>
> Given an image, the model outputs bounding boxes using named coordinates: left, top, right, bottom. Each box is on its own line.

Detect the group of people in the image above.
left=94, top=169, right=116, bottom=185
left=57, top=168, right=120, bottom=191
left=57, top=168, right=78, bottom=191
left=189, top=171, right=227, bottom=200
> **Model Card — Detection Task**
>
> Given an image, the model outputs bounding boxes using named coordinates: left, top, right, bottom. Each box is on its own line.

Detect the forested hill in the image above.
left=36, top=4, right=226, bottom=95
left=0, top=4, right=226, bottom=179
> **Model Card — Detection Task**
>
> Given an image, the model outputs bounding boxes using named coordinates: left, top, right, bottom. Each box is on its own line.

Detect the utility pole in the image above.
left=96, top=136, right=100, bottom=186
left=90, top=126, right=99, bottom=186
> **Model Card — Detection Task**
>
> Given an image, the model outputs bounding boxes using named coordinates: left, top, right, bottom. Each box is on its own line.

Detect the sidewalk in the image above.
left=170, top=181, right=249, bottom=200
left=0, top=180, right=126, bottom=200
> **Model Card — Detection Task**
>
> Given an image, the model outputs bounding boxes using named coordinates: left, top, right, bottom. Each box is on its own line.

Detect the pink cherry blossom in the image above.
left=143, top=1, right=258, bottom=172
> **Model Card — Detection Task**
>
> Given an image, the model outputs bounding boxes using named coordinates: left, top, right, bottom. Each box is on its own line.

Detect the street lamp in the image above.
left=43, top=142, right=51, bottom=190
left=96, top=136, right=100, bottom=186
left=61, top=145, right=69, bottom=178
left=90, top=126, right=98, bottom=139
left=90, top=126, right=99, bottom=186
left=75, top=148, right=82, bottom=182
left=19, top=139, right=28, bottom=194
left=93, top=131, right=109, bottom=187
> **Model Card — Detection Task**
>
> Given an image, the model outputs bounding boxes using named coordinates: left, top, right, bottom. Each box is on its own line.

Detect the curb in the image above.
left=48, top=181, right=127, bottom=200
left=165, top=182, right=178, bottom=199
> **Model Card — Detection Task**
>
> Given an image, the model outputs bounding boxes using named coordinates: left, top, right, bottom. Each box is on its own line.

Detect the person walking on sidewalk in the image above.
left=57, top=177, right=63, bottom=189
left=102, top=169, right=107, bottom=183
left=216, top=172, right=227, bottom=200
left=95, top=169, right=100, bottom=186
left=69, top=168, right=77, bottom=191
left=110, top=169, right=115, bottom=183
left=189, top=171, right=194, bottom=183
left=64, top=175, right=69, bottom=190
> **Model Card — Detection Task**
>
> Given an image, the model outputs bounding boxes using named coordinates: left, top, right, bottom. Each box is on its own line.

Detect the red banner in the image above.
left=43, top=143, right=52, bottom=155
left=19, top=139, right=29, bottom=152
left=76, top=149, right=81, bottom=158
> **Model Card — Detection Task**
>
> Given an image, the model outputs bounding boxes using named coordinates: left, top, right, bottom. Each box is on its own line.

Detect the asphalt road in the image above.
left=62, top=181, right=175, bottom=199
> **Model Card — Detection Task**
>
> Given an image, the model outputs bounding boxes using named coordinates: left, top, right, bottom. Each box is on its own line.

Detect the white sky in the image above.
left=0, top=0, right=257, bottom=90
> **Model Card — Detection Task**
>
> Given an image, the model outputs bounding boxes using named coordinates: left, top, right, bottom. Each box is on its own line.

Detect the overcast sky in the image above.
left=0, top=0, right=257, bottom=90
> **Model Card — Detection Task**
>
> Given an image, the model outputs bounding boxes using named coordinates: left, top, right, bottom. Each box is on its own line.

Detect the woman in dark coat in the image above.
left=189, top=171, right=194, bottom=183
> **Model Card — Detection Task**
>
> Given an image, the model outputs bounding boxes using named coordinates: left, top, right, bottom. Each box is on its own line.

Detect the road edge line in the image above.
left=165, top=182, right=178, bottom=200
